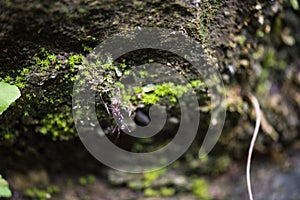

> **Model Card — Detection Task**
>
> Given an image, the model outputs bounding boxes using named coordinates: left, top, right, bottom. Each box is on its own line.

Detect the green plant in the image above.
left=144, top=188, right=160, bottom=197
left=127, top=168, right=171, bottom=197
left=290, top=0, right=299, bottom=10
left=191, top=178, right=212, bottom=200
left=0, top=175, right=12, bottom=198
left=0, top=83, right=20, bottom=198
left=187, top=0, right=222, bottom=42
left=144, top=187, right=175, bottom=197
left=160, top=187, right=176, bottom=196
left=79, top=175, right=96, bottom=186
left=24, top=185, right=60, bottom=200
left=0, top=81, right=21, bottom=115
left=143, top=168, right=166, bottom=187
left=130, top=80, right=204, bottom=106
left=38, top=106, right=75, bottom=140
left=68, top=54, right=84, bottom=72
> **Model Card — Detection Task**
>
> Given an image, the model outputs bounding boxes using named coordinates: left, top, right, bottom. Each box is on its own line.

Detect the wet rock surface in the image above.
left=207, top=148, right=300, bottom=200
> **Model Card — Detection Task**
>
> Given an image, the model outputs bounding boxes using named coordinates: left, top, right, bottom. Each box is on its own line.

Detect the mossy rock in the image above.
left=0, top=0, right=299, bottom=165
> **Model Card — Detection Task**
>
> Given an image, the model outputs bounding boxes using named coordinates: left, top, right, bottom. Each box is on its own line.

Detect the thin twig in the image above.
left=244, top=92, right=261, bottom=200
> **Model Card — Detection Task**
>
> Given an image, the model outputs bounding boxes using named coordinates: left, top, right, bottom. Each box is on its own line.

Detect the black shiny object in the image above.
left=134, top=110, right=150, bottom=126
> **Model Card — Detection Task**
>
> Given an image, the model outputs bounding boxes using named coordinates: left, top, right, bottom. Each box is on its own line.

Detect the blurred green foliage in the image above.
left=0, top=175, right=12, bottom=198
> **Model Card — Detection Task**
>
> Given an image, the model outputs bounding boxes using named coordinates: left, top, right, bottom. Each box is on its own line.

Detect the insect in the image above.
left=99, top=87, right=134, bottom=141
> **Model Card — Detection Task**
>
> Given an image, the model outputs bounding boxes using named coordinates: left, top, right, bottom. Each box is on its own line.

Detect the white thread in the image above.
left=246, top=93, right=261, bottom=200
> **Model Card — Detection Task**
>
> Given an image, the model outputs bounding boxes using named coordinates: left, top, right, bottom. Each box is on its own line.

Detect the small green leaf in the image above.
left=0, top=175, right=12, bottom=198
left=0, top=187, right=12, bottom=198
left=0, top=82, right=21, bottom=115
left=290, top=0, right=299, bottom=10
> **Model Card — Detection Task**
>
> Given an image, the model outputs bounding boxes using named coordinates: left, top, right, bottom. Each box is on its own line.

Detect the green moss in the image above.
left=212, top=155, right=231, bottom=175
left=186, top=0, right=222, bottom=43
left=143, top=168, right=166, bottom=187
left=0, top=48, right=87, bottom=140
left=139, top=70, right=149, bottom=78
left=190, top=79, right=205, bottom=88
left=127, top=80, right=204, bottom=106
left=1, top=70, right=27, bottom=89
left=68, top=54, right=84, bottom=72
left=127, top=168, right=168, bottom=192
left=257, top=47, right=287, bottom=96
left=24, top=185, right=60, bottom=200
left=144, top=187, right=176, bottom=197
left=1, top=48, right=84, bottom=93
left=3, top=75, right=12, bottom=82
left=14, top=76, right=26, bottom=89
left=141, top=93, right=160, bottom=104
left=31, top=48, right=84, bottom=80
left=191, top=178, right=212, bottom=200
left=144, top=188, right=160, bottom=197
left=262, top=49, right=286, bottom=70
left=38, top=106, right=75, bottom=140
left=1, top=50, right=205, bottom=141
left=160, top=187, right=176, bottom=196
left=82, top=44, right=93, bottom=52
left=79, top=175, right=96, bottom=186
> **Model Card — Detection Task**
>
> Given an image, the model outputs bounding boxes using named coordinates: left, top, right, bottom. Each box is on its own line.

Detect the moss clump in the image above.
left=68, top=54, right=84, bottom=72
left=31, top=48, right=83, bottom=82
left=1, top=47, right=84, bottom=91
left=142, top=168, right=167, bottom=187
left=38, top=106, right=75, bottom=140
left=191, top=178, right=212, bottom=200
left=142, top=169, right=176, bottom=197
left=78, top=175, right=96, bottom=186
left=160, top=187, right=176, bottom=196
left=144, top=187, right=176, bottom=197
left=127, top=168, right=174, bottom=197
left=2, top=67, right=29, bottom=90
left=24, top=185, right=60, bottom=200
left=126, top=80, right=205, bottom=106
left=144, top=188, right=160, bottom=197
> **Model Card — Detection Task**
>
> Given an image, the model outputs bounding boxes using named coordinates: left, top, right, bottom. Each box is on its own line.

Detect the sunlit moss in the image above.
left=144, top=188, right=160, bottom=197
left=160, top=187, right=176, bottom=196
left=143, top=187, right=175, bottom=197
left=68, top=54, right=84, bottom=72
left=143, top=168, right=167, bottom=187
left=191, top=178, right=212, bottom=200
left=125, top=80, right=205, bottom=106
